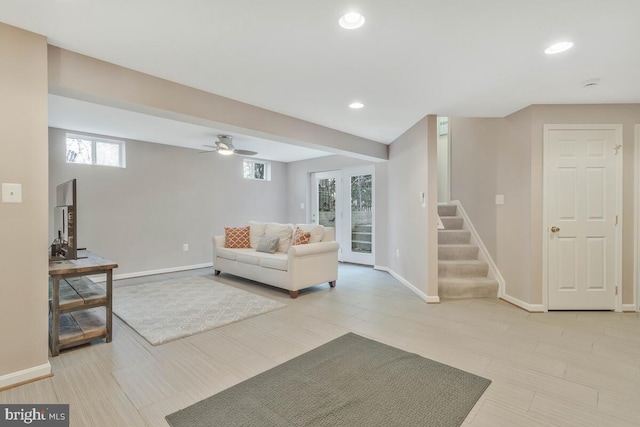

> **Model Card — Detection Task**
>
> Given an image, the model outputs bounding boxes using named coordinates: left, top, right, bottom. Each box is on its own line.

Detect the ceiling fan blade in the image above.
left=234, top=149, right=258, bottom=156
left=202, top=144, right=219, bottom=150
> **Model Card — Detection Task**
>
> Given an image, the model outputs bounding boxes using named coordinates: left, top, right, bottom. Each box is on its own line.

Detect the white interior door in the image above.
left=546, top=127, right=620, bottom=310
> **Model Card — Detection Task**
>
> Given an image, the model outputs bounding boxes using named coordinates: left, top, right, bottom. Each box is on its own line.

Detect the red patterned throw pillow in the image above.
left=292, top=227, right=311, bottom=245
left=224, top=226, right=251, bottom=248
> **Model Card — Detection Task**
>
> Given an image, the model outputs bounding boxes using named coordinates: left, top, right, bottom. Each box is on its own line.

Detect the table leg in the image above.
left=106, top=269, right=113, bottom=343
left=51, top=276, right=60, bottom=357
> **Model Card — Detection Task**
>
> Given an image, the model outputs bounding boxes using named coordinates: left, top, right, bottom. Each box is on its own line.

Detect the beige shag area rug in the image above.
left=113, top=276, right=286, bottom=345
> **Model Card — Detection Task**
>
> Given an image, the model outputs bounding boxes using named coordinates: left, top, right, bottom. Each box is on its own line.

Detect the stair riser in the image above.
left=438, top=280, right=498, bottom=299
left=438, top=205, right=457, bottom=217
left=441, top=217, right=463, bottom=230
left=438, top=230, right=471, bottom=244
left=438, top=246, right=479, bottom=260
left=438, top=263, right=489, bottom=277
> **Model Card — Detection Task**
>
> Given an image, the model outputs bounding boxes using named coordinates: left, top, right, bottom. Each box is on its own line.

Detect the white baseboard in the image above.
left=501, top=293, right=545, bottom=313
left=0, top=362, right=51, bottom=390
left=374, top=266, right=440, bottom=304
left=622, top=303, right=638, bottom=312
left=89, top=262, right=213, bottom=282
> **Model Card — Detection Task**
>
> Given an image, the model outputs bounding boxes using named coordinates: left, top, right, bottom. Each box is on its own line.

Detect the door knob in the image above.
left=550, top=226, right=560, bottom=233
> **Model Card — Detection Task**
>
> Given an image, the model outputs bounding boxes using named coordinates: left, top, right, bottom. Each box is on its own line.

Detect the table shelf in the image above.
left=49, top=250, right=117, bottom=356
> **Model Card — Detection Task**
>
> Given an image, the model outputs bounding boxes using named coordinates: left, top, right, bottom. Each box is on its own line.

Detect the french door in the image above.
left=311, top=166, right=374, bottom=265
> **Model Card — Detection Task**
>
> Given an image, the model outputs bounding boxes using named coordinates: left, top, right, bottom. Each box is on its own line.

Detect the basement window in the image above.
left=243, top=159, right=271, bottom=181
left=66, top=133, right=126, bottom=168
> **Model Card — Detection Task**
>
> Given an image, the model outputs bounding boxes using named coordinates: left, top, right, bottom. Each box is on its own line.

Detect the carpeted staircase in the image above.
left=438, top=205, right=498, bottom=299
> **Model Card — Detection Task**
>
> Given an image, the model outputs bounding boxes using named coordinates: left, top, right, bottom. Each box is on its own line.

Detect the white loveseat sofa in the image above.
left=212, top=221, right=339, bottom=298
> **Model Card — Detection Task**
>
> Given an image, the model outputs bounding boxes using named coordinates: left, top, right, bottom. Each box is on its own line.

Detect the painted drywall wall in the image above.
left=286, top=155, right=388, bottom=266
left=387, top=116, right=438, bottom=298
left=450, top=104, right=640, bottom=306
left=528, top=104, right=640, bottom=305
left=0, top=24, right=50, bottom=385
left=437, top=131, right=450, bottom=203
left=450, top=117, right=502, bottom=258
left=49, top=128, right=288, bottom=276
left=47, top=46, right=387, bottom=162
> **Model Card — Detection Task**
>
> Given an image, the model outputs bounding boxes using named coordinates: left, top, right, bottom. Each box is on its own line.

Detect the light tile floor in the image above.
left=2, top=264, right=639, bottom=426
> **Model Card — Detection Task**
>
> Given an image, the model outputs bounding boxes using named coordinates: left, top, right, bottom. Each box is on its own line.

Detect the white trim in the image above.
left=374, top=266, right=440, bottom=303
left=622, top=304, right=637, bottom=313
left=635, top=124, right=640, bottom=312
left=450, top=200, right=505, bottom=298
left=500, top=294, right=545, bottom=313
left=542, top=124, right=623, bottom=312
left=0, top=362, right=51, bottom=390
left=88, top=262, right=213, bottom=282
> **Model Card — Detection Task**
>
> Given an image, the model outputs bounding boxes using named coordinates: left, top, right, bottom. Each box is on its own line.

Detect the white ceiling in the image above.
left=3, top=1, right=640, bottom=156
left=48, top=95, right=332, bottom=163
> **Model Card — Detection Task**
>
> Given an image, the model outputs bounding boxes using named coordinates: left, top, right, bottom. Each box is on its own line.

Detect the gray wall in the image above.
left=0, top=24, right=49, bottom=384
left=387, top=116, right=439, bottom=298
left=450, top=104, right=640, bottom=306
left=286, top=155, right=388, bottom=266
left=49, top=128, right=288, bottom=275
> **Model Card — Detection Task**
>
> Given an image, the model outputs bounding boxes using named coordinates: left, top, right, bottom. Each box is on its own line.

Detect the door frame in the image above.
left=542, top=124, right=623, bottom=312
left=342, top=165, right=375, bottom=265
left=635, top=124, right=640, bottom=312
left=310, top=170, right=343, bottom=261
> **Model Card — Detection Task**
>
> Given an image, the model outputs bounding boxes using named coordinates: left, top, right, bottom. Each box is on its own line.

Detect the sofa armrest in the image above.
left=213, top=235, right=225, bottom=249
left=288, top=241, right=339, bottom=257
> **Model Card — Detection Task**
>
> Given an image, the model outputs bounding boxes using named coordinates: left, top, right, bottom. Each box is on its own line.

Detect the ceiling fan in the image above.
left=202, top=135, right=257, bottom=156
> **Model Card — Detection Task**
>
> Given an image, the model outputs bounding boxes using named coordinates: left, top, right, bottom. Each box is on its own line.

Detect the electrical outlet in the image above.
left=396, top=249, right=400, bottom=258
left=183, top=244, right=189, bottom=251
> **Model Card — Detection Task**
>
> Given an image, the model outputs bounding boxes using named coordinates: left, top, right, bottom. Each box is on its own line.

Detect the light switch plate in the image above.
left=495, top=194, right=504, bottom=205
left=2, top=183, right=22, bottom=203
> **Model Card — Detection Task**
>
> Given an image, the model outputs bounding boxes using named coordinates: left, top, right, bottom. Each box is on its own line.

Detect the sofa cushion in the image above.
left=215, top=247, right=239, bottom=261
left=224, top=226, right=251, bottom=248
left=295, top=224, right=325, bottom=243
left=247, top=221, right=266, bottom=248
left=256, top=237, right=280, bottom=254
left=292, top=227, right=311, bottom=245
left=265, top=222, right=294, bottom=253
left=236, top=252, right=261, bottom=266
left=259, top=252, right=288, bottom=271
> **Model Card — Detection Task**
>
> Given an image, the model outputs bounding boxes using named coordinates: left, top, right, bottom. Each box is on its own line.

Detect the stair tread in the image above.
left=438, top=260, right=488, bottom=265
left=438, top=276, right=498, bottom=283
left=438, top=243, right=476, bottom=247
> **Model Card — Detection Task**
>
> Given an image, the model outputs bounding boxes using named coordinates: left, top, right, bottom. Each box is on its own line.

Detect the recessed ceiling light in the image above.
left=544, top=41, right=574, bottom=55
left=349, top=102, right=364, bottom=109
left=339, top=12, right=365, bottom=29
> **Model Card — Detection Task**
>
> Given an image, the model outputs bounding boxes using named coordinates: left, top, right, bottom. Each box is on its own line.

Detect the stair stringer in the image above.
left=450, top=200, right=505, bottom=298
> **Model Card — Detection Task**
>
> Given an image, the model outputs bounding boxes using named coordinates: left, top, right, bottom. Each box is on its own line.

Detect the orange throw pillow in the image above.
left=224, top=226, right=251, bottom=248
left=292, top=226, right=311, bottom=245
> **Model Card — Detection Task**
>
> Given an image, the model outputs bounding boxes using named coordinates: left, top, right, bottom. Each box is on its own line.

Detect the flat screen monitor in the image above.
left=53, top=179, right=77, bottom=260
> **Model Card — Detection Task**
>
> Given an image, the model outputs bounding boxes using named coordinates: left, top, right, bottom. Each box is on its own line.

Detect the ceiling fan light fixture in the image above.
left=349, top=102, right=364, bottom=109
left=339, top=12, right=365, bottom=29
left=544, top=41, right=574, bottom=55
left=217, top=148, right=234, bottom=155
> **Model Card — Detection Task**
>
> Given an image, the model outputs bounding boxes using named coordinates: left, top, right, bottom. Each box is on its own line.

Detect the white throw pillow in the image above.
left=247, top=221, right=266, bottom=248
left=265, top=223, right=294, bottom=252
left=295, top=224, right=325, bottom=244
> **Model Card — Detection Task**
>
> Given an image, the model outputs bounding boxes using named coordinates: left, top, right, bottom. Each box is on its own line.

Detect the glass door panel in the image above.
left=343, top=166, right=374, bottom=265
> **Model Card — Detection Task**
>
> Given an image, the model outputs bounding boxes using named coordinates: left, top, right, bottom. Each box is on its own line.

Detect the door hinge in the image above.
left=614, top=145, right=622, bottom=155
left=615, top=286, right=618, bottom=295
left=615, top=215, right=618, bottom=226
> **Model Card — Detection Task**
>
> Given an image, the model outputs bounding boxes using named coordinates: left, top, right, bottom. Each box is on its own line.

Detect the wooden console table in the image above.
left=48, top=250, right=117, bottom=356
